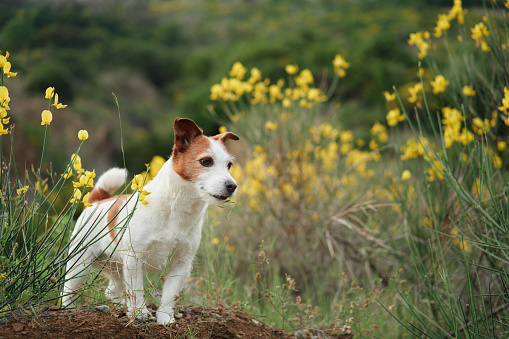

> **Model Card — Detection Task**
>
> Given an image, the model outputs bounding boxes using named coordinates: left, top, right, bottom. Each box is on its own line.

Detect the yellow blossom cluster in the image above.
left=408, top=31, right=431, bottom=59
left=210, top=60, right=334, bottom=109
left=332, top=54, right=350, bottom=78
left=229, top=145, right=278, bottom=210
left=64, top=154, right=96, bottom=207
left=442, top=107, right=474, bottom=148
left=472, top=112, right=496, bottom=136
left=462, top=85, right=476, bottom=97
left=0, top=51, right=16, bottom=135
left=400, top=137, right=429, bottom=160
left=230, top=122, right=381, bottom=210
left=499, top=87, right=509, bottom=119
left=17, top=185, right=29, bottom=196
left=131, top=173, right=151, bottom=205
left=430, top=75, right=449, bottom=94
left=0, top=51, right=17, bottom=78
left=408, top=83, right=423, bottom=104
left=471, top=22, right=490, bottom=52
left=433, top=0, right=465, bottom=38
left=386, top=108, right=404, bottom=127
left=369, top=122, right=388, bottom=150
left=41, top=87, right=67, bottom=126
left=0, top=86, right=10, bottom=135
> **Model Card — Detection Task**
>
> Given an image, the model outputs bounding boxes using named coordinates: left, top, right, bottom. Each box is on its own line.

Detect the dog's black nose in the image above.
left=226, top=181, right=237, bottom=194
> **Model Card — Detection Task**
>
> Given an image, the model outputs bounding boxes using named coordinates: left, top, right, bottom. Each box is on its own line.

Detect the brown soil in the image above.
left=0, top=305, right=353, bottom=339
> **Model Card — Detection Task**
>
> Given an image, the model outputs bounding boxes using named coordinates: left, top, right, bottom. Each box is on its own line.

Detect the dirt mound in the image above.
left=0, top=305, right=353, bottom=338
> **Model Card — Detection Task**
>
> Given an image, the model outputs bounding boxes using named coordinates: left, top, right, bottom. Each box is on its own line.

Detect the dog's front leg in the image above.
left=156, top=260, right=193, bottom=324
left=123, top=253, right=152, bottom=320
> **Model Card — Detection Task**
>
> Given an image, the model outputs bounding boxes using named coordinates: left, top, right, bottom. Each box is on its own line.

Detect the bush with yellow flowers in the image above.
left=207, top=56, right=403, bottom=303
left=0, top=50, right=140, bottom=312
left=377, top=1, right=509, bottom=336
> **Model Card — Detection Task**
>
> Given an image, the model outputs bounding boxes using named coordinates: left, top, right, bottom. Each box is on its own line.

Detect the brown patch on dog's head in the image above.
left=172, top=118, right=212, bottom=182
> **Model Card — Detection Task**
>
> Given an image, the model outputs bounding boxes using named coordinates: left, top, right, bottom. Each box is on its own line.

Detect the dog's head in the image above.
left=171, top=118, right=239, bottom=204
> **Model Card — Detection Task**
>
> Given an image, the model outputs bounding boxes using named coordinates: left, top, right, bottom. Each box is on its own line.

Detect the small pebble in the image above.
left=95, top=305, right=110, bottom=314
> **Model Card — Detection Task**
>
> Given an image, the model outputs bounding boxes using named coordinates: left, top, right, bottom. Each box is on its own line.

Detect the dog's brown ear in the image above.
left=174, top=118, right=203, bottom=152
left=212, top=132, right=240, bottom=145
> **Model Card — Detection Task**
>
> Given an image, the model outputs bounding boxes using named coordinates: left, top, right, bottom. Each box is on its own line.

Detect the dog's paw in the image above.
left=156, top=311, right=175, bottom=325
left=127, top=307, right=154, bottom=321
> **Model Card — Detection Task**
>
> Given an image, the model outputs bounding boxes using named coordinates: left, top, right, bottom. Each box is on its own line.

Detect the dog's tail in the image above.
left=87, top=168, right=128, bottom=204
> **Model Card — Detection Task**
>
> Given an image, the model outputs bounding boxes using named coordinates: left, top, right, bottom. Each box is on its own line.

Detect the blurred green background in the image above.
left=0, top=0, right=479, bottom=174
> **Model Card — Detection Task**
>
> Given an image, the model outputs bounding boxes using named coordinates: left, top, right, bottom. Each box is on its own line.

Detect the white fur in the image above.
left=61, top=139, right=237, bottom=325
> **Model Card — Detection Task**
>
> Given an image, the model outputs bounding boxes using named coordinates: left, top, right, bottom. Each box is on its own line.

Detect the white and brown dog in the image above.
left=61, top=118, right=239, bottom=324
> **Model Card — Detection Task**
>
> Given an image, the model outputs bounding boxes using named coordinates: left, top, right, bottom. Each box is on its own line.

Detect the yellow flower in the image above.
left=2, top=61, right=17, bottom=77
left=462, top=85, right=476, bottom=97
left=149, top=155, right=166, bottom=178
left=434, top=14, right=451, bottom=38
left=450, top=227, right=471, bottom=253
left=383, top=91, right=396, bottom=102
left=212, top=237, right=221, bottom=245
left=408, top=83, right=422, bottom=103
left=401, top=170, right=411, bottom=181
left=139, top=190, right=151, bottom=205
left=333, top=54, right=350, bottom=78
left=448, top=0, right=464, bottom=24
left=36, top=180, right=48, bottom=194
left=248, top=67, right=262, bottom=84
left=430, top=75, right=449, bottom=94
left=498, top=141, right=507, bottom=151
left=229, top=62, right=247, bottom=79
left=1, top=52, right=17, bottom=77
left=471, top=22, right=490, bottom=52
left=73, top=171, right=95, bottom=188
left=408, top=31, right=430, bottom=59
left=17, top=185, right=29, bottom=195
left=70, top=189, right=82, bottom=203
left=62, top=167, right=73, bottom=179
left=386, top=108, right=405, bottom=126
left=0, top=86, right=10, bottom=110
left=499, top=87, right=509, bottom=112
left=219, top=126, right=227, bottom=134
left=45, top=87, right=55, bottom=99
left=285, top=64, right=299, bottom=75
left=131, top=174, right=145, bottom=191
left=52, top=93, right=67, bottom=109
left=82, top=192, right=93, bottom=207
left=41, top=110, right=53, bottom=126
left=265, top=121, right=278, bottom=130
left=282, top=98, right=291, bottom=108
left=295, top=69, right=314, bottom=87
left=78, top=130, right=89, bottom=141
left=71, top=153, right=84, bottom=174
left=471, top=22, right=489, bottom=41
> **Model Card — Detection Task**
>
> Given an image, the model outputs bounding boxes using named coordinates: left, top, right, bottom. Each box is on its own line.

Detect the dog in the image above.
left=61, top=118, right=239, bottom=324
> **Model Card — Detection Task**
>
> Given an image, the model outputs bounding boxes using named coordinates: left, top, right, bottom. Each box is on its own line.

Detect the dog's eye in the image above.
left=227, top=162, right=233, bottom=170
left=199, top=157, right=214, bottom=167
